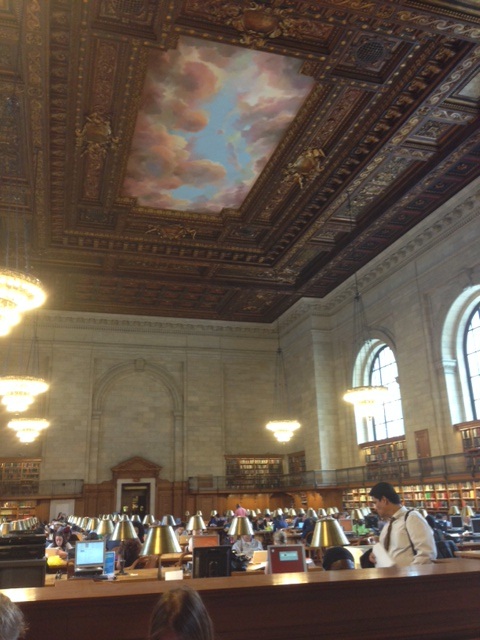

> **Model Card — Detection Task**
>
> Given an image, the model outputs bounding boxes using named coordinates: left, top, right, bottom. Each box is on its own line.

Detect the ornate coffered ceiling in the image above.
left=1, top=0, right=479, bottom=322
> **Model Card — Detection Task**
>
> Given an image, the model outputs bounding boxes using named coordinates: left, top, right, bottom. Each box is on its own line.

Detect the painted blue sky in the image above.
left=123, top=37, right=314, bottom=213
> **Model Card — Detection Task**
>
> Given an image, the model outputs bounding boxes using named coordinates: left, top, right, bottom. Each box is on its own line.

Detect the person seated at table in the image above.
left=272, top=514, right=287, bottom=532
left=116, top=537, right=142, bottom=570
left=352, top=517, right=371, bottom=537
left=300, top=511, right=317, bottom=542
left=46, top=532, right=72, bottom=560
left=232, top=534, right=263, bottom=560
left=0, top=593, right=27, bottom=640
left=322, top=546, right=355, bottom=571
left=148, top=586, right=215, bottom=640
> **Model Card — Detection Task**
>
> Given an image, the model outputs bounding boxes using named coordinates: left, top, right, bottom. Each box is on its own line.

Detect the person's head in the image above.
left=54, top=533, right=66, bottom=548
left=0, top=594, right=27, bottom=640
left=241, top=534, right=252, bottom=543
left=425, top=514, right=436, bottom=531
left=148, top=587, right=214, bottom=640
left=322, top=546, right=355, bottom=571
left=369, top=482, right=401, bottom=519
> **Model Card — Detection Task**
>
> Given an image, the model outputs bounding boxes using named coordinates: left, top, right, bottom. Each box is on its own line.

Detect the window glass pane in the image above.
left=369, top=345, right=404, bottom=441
left=465, top=305, right=480, bottom=420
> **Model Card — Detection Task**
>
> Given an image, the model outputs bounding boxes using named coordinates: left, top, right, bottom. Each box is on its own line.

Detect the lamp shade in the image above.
left=161, top=515, right=176, bottom=526
left=210, top=510, right=217, bottom=516
left=87, top=517, right=100, bottom=531
left=306, top=508, right=317, bottom=519
left=310, top=518, right=349, bottom=549
left=96, top=519, right=114, bottom=537
left=225, top=510, right=234, bottom=518
left=141, top=525, right=181, bottom=555
left=449, top=506, right=460, bottom=515
left=143, top=514, right=156, bottom=525
left=196, top=510, right=203, bottom=516
left=0, top=522, right=11, bottom=535
left=263, top=509, right=271, bottom=517
left=288, top=509, right=297, bottom=517
left=461, top=506, right=474, bottom=518
left=111, top=519, right=138, bottom=542
left=317, top=508, right=327, bottom=518
left=416, top=509, right=428, bottom=518
left=351, top=509, right=364, bottom=521
left=186, top=515, right=206, bottom=532
left=131, top=515, right=141, bottom=523
left=228, top=516, right=254, bottom=537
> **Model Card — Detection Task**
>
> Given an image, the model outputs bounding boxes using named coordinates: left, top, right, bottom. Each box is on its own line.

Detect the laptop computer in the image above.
left=251, top=549, right=268, bottom=564
left=74, top=540, right=105, bottom=577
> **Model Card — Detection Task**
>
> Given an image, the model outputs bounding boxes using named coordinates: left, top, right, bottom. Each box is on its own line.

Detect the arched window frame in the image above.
left=351, top=338, right=404, bottom=444
left=441, top=286, right=480, bottom=425
left=463, top=302, right=480, bottom=420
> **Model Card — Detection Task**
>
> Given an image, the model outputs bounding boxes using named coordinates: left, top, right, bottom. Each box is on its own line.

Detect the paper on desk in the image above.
left=372, top=542, right=396, bottom=568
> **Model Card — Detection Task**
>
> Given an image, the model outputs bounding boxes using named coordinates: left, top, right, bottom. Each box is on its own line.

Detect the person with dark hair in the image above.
left=322, top=546, right=355, bottom=571
left=148, top=586, right=215, bottom=640
left=0, top=593, right=27, bottom=640
left=369, top=482, right=436, bottom=567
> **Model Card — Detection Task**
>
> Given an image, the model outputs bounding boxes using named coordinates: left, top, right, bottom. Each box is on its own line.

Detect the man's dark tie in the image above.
left=384, top=517, right=395, bottom=551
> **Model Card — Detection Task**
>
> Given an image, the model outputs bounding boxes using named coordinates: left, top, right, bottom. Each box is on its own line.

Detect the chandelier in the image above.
left=0, top=269, right=46, bottom=337
left=0, top=375, right=49, bottom=412
left=7, top=418, right=50, bottom=443
left=0, top=77, right=46, bottom=336
left=265, top=328, right=301, bottom=443
left=0, top=314, right=49, bottom=412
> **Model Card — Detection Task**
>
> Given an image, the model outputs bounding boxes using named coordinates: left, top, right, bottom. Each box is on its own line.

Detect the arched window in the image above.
left=368, top=345, right=404, bottom=441
left=464, top=303, right=480, bottom=420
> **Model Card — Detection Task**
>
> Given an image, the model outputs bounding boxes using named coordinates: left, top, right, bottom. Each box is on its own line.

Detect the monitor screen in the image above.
left=296, top=522, right=304, bottom=530
left=471, top=518, right=480, bottom=534
left=450, top=515, right=463, bottom=529
left=74, top=540, right=105, bottom=570
left=267, top=544, right=307, bottom=574
left=192, top=545, right=231, bottom=578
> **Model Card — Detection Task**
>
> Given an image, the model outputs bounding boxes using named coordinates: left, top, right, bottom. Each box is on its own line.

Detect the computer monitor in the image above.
left=192, top=545, right=231, bottom=578
left=450, top=515, right=463, bottom=529
left=471, top=518, right=480, bottom=534
left=338, top=518, right=353, bottom=532
left=267, top=544, right=307, bottom=574
left=74, top=539, right=105, bottom=575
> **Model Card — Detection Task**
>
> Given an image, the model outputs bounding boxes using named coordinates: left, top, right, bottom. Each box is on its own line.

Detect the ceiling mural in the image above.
left=0, top=0, right=479, bottom=322
left=123, top=37, right=315, bottom=213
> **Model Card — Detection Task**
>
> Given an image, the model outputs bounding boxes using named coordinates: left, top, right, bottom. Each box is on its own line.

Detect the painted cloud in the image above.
left=123, top=37, right=314, bottom=213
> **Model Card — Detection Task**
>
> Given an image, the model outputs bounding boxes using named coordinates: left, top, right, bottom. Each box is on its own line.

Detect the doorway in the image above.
left=415, top=429, right=433, bottom=476
left=120, top=483, right=150, bottom=518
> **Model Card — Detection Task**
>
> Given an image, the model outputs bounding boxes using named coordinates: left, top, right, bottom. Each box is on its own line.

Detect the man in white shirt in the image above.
left=369, top=482, right=436, bottom=567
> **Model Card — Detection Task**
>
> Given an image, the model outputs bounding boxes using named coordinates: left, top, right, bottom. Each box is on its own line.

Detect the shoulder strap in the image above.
left=404, top=509, right=416, bottom=554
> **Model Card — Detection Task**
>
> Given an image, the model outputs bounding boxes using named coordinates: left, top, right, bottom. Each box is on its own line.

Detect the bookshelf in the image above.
left=0, top=458, right=41, bottom=496
left=454, top=420, right=480, bottom=454
left=342, top=480, right=480, bottom=512
left=361, top=438, right=407, bottom=464
left=288, top=451, right=306, bottom=474
left=225, top=455, right=283, bottom=490
left=0, top=500, right=37, bottom=521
